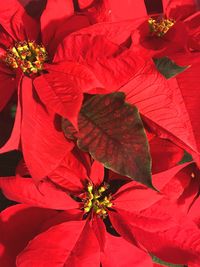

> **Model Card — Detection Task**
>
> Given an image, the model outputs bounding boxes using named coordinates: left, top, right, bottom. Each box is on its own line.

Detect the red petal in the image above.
left=17, top=220, right=100, bottom=267
left=167, top=55, right=200, bottom=165
left=165, top=0, right=198, bottom=20
left=101, top=232, right=153, bottom=267
left=0, top=177, right=79, bottom=210
left=92, top=215, right=106, bottom=251
left=34, top=61, right=102, bottom=128
left=89, top=161, right=104, bottom=187
left=39, top=210, right=84, bottom=233
left=20, top=76, right=74, bottom=180
left=34, top=68, right=83, bottom=129
left=49, top=14, right=90, bottom=58
left=54, top=34, right=122, bottom=63
left=41, top=0, right=74, bottom=51
left=120, top=62, right=198, bottom=156
left=0, top=0, right=39, bottom=41
left=150, top=137, right=184, bottom=174
left=106, top=0, right=147, bottom=21
left=54, top=19, right=144, bottom=61
left=57, top=40, right=145, bottom=91
left=178, top=172, right=200, bottom=215
left=153, top=162, right=192, bottom=198
left=0, top=204, right=57, bottom=267
left=48, top=148, right=88, bottom=193
left=116, top=199, right=200, bottom=265
left=46, top=62, right=102, bottom=93
left=185, top=11, right=200, bottom=51
left=189, top=196, right=200, bottom=227
left=113, top=181, right=162, bottom=212
left=108, top=210, right=141, bottom=247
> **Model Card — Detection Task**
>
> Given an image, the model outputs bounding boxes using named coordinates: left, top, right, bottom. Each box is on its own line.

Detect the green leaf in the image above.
left=152, top=255, right=187, bottom=267
left=178, top=151, right=193, bottom=165
left=76, top=92, right=152, bottom=188
left=153, top=57, right=189, bottom=79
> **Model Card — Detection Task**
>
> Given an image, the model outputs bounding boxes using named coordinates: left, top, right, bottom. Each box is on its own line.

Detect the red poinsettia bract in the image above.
left=131, top=0, right=200, bottom=57
left=0, top=0, right=98, bottom=179
left=1, top=159, right=200, bottom=266
left=54, top=27, right=200, bottom=167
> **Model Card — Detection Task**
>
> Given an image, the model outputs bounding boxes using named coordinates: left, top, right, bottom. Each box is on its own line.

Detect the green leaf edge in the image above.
left=151, top=255, right=187, bottom=267
left=153, top=57, right=190, bottom=79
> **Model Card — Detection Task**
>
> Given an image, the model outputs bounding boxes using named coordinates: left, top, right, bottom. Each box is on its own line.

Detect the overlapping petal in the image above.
left=20, top=77, right=74, bottom=180
left=41, top=0, right=74, bottom=48
left=111, top=199, right=200, bottom=265
left=16, top=220, right=100, bottom=267
left=101, top=232, right=153, bottom=267
left=0, top=176, right=79, bottom=210
left=0, top=0, right=39, bottom=41
left=0, top=204, right=57, bottom=267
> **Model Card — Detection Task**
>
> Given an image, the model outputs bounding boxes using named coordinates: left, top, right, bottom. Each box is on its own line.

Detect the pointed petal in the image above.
left=54, top=34, right=121, bottom=63
left=185, top=11, right=200, bottom=51
left=41, top=0, right=74, bottom=51
left=165, top=0, right=198, bottom=20
left=34, top=70, right=83, bottom=129
left=17, top=220, right=100, bottom=267
left=0, top=177, right=79, bottom=210
left=167, top=55, right=200, bottom=165
left=153, top=162, right=195, bottom=200
left=54, top=19, right=145, bottom=61
left=49, top=14, right=90, bottom=58
left=55, top=35, right=145, bottom=92
left=101, top=232, right=153, bottom=267
left=34, top=61, right=102, bottom=128
left=89, top=161, right=104, bottom=187
left=0, top=0, right=39, bottom=41
left=108, top=210, right=141, bottom=247
left=45, top=62, right=103, bottom=93
left=150, top=137, right=184, bottom=174
left=48, top=149, right=88, bottom=193
left=120, top=62, right=198, bottom=156
left=0, top=204, right=57, bottom=267
left=20, top=76, right=74, bottom=180
left=115, top=199, right=200, bottom=265
left=113, top=181, right=162, bottom=212
left=92, top=216, right=106, bottom=252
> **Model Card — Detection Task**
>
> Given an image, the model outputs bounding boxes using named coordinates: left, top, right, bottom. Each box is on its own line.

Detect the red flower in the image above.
left=131, top=0, right=200, bottom=57
left=1, top=159, right=200, bottom=266
left=0, top=0, right=99, bottom=179
left=0, top=0, right=77, bottom=111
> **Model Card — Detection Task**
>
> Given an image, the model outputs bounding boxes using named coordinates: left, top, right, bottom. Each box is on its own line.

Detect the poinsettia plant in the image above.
left=0, top=0, right=200, bottom=266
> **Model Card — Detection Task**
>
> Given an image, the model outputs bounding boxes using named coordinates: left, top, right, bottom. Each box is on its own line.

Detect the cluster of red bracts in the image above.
left=0, top=0, right=200, bottom=266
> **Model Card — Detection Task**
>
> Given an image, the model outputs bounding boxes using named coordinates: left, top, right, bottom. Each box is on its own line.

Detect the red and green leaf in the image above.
left=63, top=92, right=152, bottom=188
